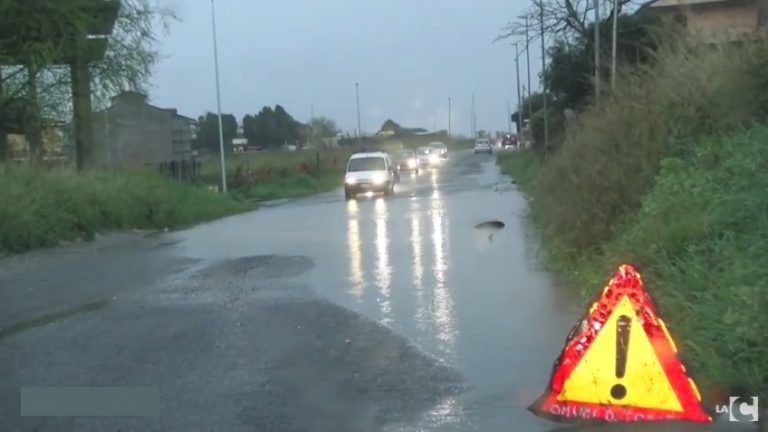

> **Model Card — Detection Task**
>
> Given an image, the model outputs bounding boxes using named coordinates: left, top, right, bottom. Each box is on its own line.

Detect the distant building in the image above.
left=640, top=0, right=766, bottom=43
left=89, top=91, right=196, bottom=167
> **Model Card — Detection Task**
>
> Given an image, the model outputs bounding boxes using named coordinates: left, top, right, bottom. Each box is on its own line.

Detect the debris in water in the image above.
left=474, top=220, right=505, bottom=230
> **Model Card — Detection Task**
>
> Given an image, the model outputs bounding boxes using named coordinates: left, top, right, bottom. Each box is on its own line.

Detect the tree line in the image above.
left=193, top=105, right=339, bottom=152
left=500, top=1, right=660, bottom=152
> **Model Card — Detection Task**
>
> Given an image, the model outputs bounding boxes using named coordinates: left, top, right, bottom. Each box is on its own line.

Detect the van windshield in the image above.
left=348, top=157, right=386, bottom=172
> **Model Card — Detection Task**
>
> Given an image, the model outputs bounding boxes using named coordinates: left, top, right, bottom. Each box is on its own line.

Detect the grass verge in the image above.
left=499, top=126, right=768, bottom=407
left=497, top=36, right=768, bottom=405
left=0, top=165, right=250, bottom=254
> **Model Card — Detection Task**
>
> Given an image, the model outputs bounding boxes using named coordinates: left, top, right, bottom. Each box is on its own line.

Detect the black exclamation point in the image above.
left=610, top=315, right=631, bottom=400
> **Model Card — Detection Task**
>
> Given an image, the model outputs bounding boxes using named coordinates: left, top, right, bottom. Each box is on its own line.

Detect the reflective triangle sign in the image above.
left=529, top=264, right=711, bottom=423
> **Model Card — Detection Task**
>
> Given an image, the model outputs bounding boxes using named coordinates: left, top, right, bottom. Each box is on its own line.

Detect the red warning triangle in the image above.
left=529, top=264, right=711, bottom=423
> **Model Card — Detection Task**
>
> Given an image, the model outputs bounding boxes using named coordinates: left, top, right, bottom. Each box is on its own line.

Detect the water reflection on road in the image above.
left=338, top=156, right=584, bottom=431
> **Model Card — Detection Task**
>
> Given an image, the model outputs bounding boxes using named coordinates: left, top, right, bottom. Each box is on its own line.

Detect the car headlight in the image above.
left=345, top=176, right=357, bottom=185
left=371, top=173, right=386, bottom=185
left=429, top=154, right=439, bottom=164
left=408, top=159, right=416, bottom=168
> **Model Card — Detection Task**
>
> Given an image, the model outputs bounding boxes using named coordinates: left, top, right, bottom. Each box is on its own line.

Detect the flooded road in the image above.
left=175, top=151, right=584, bottom=430
left=0, top=151, right=754, bottom=431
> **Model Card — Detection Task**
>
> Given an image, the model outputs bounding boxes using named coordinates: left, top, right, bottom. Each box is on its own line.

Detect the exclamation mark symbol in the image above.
left=610, top=315, right=631, bottom=400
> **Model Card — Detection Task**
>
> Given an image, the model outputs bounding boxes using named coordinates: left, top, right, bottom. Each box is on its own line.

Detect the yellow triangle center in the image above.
left=557, top=295, right=683, bottom=412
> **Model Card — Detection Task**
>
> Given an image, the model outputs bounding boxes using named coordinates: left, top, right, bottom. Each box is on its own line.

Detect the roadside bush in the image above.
left=599, top=127, right=768, bottom=401
left=531, top=36, right=768, bottom=255
left=0, top=166, right=249, bottom=253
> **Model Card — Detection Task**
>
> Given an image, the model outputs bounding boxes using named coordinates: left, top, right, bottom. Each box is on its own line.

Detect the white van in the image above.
left=344, top=152, right=396, bottom=199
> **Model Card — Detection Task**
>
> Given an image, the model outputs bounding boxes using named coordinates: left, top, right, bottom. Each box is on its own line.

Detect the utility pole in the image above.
left=524, top=15, right=533, bottom=121
left=448, top=96, right=452, bottom=136
left=514, top=42, right=522, bottom=135
left=309, top=104, right=314, bottom=147
left=471, top=94, right=476, bottom=138
left=211, top=0, right=227, bottom=192
left=611, top=0, right=619, bottom=89
left=506, top=101, right=512, bottom=135
left=539, top=0, right=549, bottom=150
left=355, top=82, right=362, bottom=146
left=594, top=0, right=601, bottom=100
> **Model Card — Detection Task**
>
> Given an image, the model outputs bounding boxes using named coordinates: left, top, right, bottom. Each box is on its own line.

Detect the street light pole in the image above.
left=539, top=0, right=549, bottom=150
left=448, top=96, right=452, bottom=137
left=471, top=94, right=476, bottom=138
left=355, top=82, right=362, bottom=146
left=211, top=0, right=227, bottom=192
left=506, top=101, right=512, bottom=135
left=524, top=15, right=533, bottom=121
left=514, top=42, right=522, bottom=135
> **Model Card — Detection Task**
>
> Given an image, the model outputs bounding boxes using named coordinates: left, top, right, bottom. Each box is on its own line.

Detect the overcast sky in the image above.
left=150, top=0, right=541, bottom=136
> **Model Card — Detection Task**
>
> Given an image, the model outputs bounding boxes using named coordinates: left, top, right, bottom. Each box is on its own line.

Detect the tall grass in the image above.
left=604, top=127, right=768, bottom=402
left=532, top=37, right=768, bottom=255
left=498, top=35, right=768, bottom=402
left=0, top=165, right=249, bottom=253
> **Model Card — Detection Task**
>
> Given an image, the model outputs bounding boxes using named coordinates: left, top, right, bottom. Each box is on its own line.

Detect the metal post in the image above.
left=539, top=0, right=549, bottom=150
left=355, top=82, right=362, bottom=146
left=448, top=97, right=452, bottom=136
left=524, top=16, right=533, bottom=121
left=506, top=101, right=512, bottom=135
left=211, top=0, right=227, bottom=192
left=594, top=0, right=601, bottom=101
left=471, top=94, right=476, bottom=138
left=310, top=104, right=314, bottom=146
left=611, top=0, right=619, bottom=89
left=514, top=42, right=522, bottom=135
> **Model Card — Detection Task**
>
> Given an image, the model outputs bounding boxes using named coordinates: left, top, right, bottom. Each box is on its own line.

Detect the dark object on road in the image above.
left=474, top=220, right=505, bottom=230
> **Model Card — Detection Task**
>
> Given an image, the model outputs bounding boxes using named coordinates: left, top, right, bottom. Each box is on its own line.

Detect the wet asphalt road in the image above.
left=0, top=151, right=758, bottom=431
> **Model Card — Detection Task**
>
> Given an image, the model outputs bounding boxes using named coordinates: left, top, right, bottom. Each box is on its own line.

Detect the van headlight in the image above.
left=372, top=173, right=386, bottom=185
left=345, top=176, right=357, bottom=185
left=429, top=154, right=439, bottom=164
left=408, top=159, right=416, bottom=168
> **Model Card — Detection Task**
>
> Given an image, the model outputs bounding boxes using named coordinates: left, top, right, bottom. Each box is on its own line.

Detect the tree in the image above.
left=496, top=0, right=637, bottom=46
left=194, top=112, right=237, bottom=154
left=0, top=0, right=174, bottom=161
left=243, top=105, right=305, bottom=148
left=309, top=116, right=339, bottom=138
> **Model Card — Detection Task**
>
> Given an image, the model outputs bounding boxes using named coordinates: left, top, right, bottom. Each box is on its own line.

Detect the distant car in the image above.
left=393, top=149, right=419, bottom=174
left=416, top=146, right=432, bottom=166
left=474, top=138, right=493, bottom=154
left=502, top=134, right=518, bottom=149
left=429, top=142, right=448, bottom=156
left=344, top=152, right=396, bottom=199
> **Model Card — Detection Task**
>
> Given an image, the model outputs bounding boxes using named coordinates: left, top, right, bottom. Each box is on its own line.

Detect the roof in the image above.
left=100, top=91, right=196, bottom=122
left=642, top=0, right=751, bottom=8
left=349, top=152, right=389, bottom=159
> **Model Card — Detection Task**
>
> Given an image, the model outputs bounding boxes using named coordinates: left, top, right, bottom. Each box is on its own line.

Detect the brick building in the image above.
left=640, top=0, right=766, bottom=42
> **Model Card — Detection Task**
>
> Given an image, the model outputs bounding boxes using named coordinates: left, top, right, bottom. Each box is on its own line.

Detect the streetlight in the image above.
left=210, top=0, right=227, bottom=192
left=355, top=82, right=362, bottom=146
left=471, top=94, right=476, bottom=138
left=521, top=14, right=533, bottom=121
left=514, top=42, right=522, bottom=135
